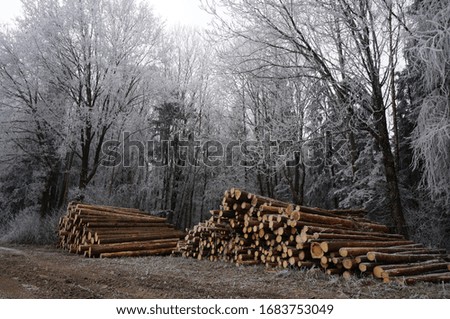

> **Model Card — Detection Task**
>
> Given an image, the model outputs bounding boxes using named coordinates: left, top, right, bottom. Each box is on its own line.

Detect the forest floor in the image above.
left=0, top=244, right=448, bottom=299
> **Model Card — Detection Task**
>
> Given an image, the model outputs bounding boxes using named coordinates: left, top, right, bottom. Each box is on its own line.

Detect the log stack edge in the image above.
left=176, top=188, right=450, bottom=285
left=58, top=202, right=184, bottom=258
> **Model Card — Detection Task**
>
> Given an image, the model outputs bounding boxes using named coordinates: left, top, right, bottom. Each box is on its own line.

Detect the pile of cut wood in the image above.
left=177, top=188, right=450, bottom=284
left=58, top=202, right=185, bottom=258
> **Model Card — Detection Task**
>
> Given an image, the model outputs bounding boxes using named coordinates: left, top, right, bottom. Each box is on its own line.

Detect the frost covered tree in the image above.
left=0, top=0, right=162, bottom=216
left=100, top=26, right=221, bottom=229
left=406, top=0, right=450, bottom=206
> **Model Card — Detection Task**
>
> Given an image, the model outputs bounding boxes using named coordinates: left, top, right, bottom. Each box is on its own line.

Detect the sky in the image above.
left=0, top=0, right=211, bottom=27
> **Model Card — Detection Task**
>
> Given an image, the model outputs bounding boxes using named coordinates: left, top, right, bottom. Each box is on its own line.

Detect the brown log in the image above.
left=403, top=272, right=450, bottom=284
left=394, top=248, right=447, bottom=255
left=381, top=262, right=450, bottom=279
left=98, top=231, right=185, bottom=244
left=287, top=219, right=343, bottom=229
left=321, top=240, right=414, bottom=253
left=372, top=259, right=448, bottom=278
left=296, top=205, right=367, bottom=219
left=89, top=239, right=179, bottom=256
left=358, top=262, right=380, bottom=273
left=77, top=244, right=91, bottom=253
left=244, top=218, right=260, bottom=228
left=310, top=242, right=325, bottom=259
left=221, top=196, right=235, bottom=208
left=219, top=210, right=236, bottom=218
left=320, top=260, right=329, bottom=269
left=94, top=228, right=181, bottom=237
left=250, top=195, right=290, bottom=208
left=89, top=226, right=175, bottom=235
left=321, top=256, right=330, bottom=265
left=310, top=233, right=404, bottom=242
left=259, top=205, right=284, bottom=214
left=292, top=210, right=389, bottom=232
left=233, top=189, right=251, bottom=201
left=77, top=219, right=169, bottom=228
left=342, top=258, right=358, bottom=270
left=74, top=210, right=165, bottom=222
left=339, top=245, right=426, bottom=257
left=326, top=268, right=344, bottom=275
left=99, top=247, right=175, bottom=258
left=75, top=203, right=143, bottom=213
left=298, top=249, right=308, bottom=260
left=269, top=221, right=285, bottom=230
left=301, top=226, right=404, bottom=239
left=354, top=255, right=369, bottom=264
left=286, top=247, right=299, bottom=257
left=75, top=205, right=157, bottom=219
left=86, top=221, right=171, bottom=228
left=266, top=214, right=289, bottom=223
left=288, top=256, right=301, bottom=266
left=367, top=252, right=448, bottom=263
left=94, top=230, right=180, bottom=242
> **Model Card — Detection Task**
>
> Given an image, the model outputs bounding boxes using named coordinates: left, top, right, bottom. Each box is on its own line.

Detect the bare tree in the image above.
left=205, top=0, right=409, bottom=236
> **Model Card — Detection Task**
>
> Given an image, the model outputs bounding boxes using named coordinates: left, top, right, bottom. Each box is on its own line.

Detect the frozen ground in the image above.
left=0, top=245, right=448, bottom=298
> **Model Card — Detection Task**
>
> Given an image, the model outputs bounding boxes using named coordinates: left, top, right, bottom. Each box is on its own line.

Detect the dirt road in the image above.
left=0, top=245, right=448, bottom=298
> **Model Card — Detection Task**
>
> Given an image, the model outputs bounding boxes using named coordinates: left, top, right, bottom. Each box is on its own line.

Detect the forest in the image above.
left=0, top=0, right=448, bottom=250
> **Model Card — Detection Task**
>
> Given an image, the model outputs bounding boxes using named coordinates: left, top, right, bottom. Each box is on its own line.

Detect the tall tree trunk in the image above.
left=199, top=169, right=208, bottom=222
left=40, top=168, right=59, bottom=217
left=79, top=131, right=91, bottom=189
left=293, top=152, right=301, bottom=204
left=348, top=130, right=358, bottom=176
left=299, top=160, right=306, bottom=205
left=373, top=88, right=408, bottom=238
left=58, top=150, right=75, bottom=208
left=357, top=0, right=407, bottom=237
left=388, top=5, right=400, bottom=169
left=289, top=152, right=305, bottom=206
left=257, top=172, right=264, bottom=195
left=186, top=179, right=195, bottom=229
left=326, top=131, right=339, bottom=208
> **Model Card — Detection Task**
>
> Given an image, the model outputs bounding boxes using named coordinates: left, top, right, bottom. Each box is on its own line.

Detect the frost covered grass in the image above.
left=0, top=208, right=62, bottom=245
left=86, top=255, right=449, bottom=299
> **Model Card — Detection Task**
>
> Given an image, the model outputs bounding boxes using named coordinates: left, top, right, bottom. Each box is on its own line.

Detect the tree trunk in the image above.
left=388, top=4, right=400, bottom=169
left=79, top=135, right=91, bottom=189
left=325, top=131, right=338, bottom=208
left=40, top=168, right=59, bottom=217
left=58, top=150, right=75, bottom=208
left=360, top=2, right=407, bottom=238
left=375, top=101, right=408, bottom=238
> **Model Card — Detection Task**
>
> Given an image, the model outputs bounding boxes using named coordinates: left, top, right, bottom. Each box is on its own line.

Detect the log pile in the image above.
left=58, top=202, right=185, bottom=258
left=177, top=188, right=450, bottom=284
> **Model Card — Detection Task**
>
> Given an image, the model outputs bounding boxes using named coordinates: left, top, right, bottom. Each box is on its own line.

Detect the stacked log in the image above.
left=58, top=202, right=185, bottom=258
left=178, top=188, right=450, bottom=284
left=178, top=209, right=233, bottom=262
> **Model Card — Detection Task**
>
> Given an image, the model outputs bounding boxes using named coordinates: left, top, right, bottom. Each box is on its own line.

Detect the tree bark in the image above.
left=374, top=99, right=408, bottom=237
left=79, top=129, right=91, bottom=189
